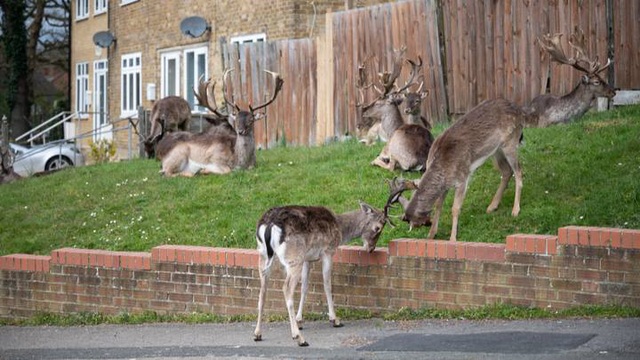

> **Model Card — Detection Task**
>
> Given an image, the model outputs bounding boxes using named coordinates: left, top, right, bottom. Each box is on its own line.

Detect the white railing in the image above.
left=14, top=111, right=79, bottom=146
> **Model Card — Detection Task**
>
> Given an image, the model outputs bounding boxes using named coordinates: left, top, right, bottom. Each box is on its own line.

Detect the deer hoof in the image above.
left=299, top=341, right=309, bottom=347
left=253, top=334, right=262, bottom=342
left=330, top=319, right=344, bottom=328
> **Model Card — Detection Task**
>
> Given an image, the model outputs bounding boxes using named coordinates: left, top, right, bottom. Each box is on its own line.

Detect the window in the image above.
left=95, top=0, right=107, bottom=15
left=93, top=60, right=109, bottom=139
left=161, top=52, right=181, bottom=98
left=75, top=0, right=89, bottom=20
left=75, top=62, right=89, bottom=118
left=230, top=33, right=266, bottom=45
left=121, top=53, right=141, bottom=117
left=184, top=47, right=208, bottom=112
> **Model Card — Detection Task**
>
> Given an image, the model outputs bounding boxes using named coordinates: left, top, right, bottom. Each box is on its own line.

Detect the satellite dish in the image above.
left=180, top=16, right=210, bottom=38
left=93, top=31, right=116, bottom=48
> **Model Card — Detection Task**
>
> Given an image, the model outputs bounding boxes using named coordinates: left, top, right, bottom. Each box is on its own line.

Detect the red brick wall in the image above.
left=1, top=226, right=639, bottom=320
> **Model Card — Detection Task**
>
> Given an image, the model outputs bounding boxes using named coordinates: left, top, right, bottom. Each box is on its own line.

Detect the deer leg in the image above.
left=321, top=254, right=343, bottom=328
left=295, top=261, right=310, bottom=329
left=449, top=183, right=470, bottom=242
left=502, top=147, right=522, bottom=217
left=487, top=151, right=513, bottom=213
left=283, top=264, right=308, bottom=347
left=253, top=256, right=271, bottom=342
left=427, top=191, right=447, bottom=240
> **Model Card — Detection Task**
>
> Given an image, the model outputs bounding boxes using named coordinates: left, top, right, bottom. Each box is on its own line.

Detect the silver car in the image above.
left=9, top=141, right=85, bottom=177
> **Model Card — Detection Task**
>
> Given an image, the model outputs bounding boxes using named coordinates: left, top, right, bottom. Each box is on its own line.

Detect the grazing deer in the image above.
left=253, top=192, right=399, bottom=347
left=527, top=28, right=615, bottom=127
left=143, top=96, right=192, bottom=158
left=391, top=98, right=526, bottom=241
left=156, top=69, right=283, bottom=177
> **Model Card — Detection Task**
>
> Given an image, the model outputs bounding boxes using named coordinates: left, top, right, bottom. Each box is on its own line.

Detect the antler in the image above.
left=250, top=70, right=284, bottom=113
left=355, top=57, right=378, bottom=111
left=383, top=177, right=419, bottom=227
left=376, top=45, right=407, bottom=96
left=393, top=56, right=424, bottom=94
left=537, top=27, right=612, bottom=75
left=193, top=75, right=227, bottom=119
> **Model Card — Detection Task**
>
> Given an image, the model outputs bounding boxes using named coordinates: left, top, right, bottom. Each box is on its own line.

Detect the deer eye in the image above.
left=592, top=80, right=600, bottom=85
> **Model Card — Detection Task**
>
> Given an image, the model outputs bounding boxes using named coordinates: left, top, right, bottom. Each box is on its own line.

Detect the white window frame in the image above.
left=161, top=51, right=181, bottom=98
left=120, top=53, right=142, bottom=118
left=75, top=0, right=89, bottom=20
left=93, top=60, right=111, bottom=140
left=94, top=0, right=107, bottom=15
left=75, top=62, right=89, bottom=118
left=120, top=0, right=139, bottom=5
left=184, top=46, right=208, bottom=113
left=230, top=33, right=266, bottom=45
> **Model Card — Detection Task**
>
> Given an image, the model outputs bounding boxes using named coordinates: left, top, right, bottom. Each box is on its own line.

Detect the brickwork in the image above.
left=1, top=226, right=639, bottom=320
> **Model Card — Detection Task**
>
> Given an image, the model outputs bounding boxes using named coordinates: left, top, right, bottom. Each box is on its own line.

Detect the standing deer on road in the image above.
left=390, top=98, right=527, bottom=241
left=527, top=28, right=615, bottom=127
left=156, top=69, right=283, bottom=177
left=143, top=96, right=192, bottom=158
left=253, top=191, right=399, bottom=347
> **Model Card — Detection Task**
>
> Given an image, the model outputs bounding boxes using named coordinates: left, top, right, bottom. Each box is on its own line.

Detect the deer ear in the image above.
left=581, top=75, right=589, bottom=84
left=359, top=201, right=374, bottom=214
left=254, top=112, right=265, bottom=121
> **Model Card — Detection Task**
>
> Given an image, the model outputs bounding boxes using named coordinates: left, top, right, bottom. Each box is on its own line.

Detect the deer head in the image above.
left=537, top=27, right=615, bottom=99
left=220, top=68, right=284, bottom=136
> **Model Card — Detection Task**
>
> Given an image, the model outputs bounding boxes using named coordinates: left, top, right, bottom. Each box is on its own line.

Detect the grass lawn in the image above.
left=1, top=105, right=639, bottom=256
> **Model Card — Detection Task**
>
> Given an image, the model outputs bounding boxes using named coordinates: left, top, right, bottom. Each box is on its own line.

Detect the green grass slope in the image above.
left=1, top=105, right=638, bottom=256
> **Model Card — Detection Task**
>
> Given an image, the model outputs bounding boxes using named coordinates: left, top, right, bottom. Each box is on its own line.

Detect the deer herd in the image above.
left=127, top=28, right=616, bottom=346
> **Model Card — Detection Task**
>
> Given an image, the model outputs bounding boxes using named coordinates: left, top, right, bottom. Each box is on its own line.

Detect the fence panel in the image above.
left=222, top=39, right=317, bottom=149
left=613, top=0, right=640, bottom=89
left=331, top=0, right=447, bottom=134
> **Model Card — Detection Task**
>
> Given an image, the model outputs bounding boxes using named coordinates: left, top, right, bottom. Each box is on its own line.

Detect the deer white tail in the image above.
left=256, top=223, right=283, bottom=272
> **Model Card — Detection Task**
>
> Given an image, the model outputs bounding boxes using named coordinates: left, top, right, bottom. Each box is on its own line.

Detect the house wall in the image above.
left=1, top=226, right=639, bottom=320
left=70, top=2, right=109, bottom=154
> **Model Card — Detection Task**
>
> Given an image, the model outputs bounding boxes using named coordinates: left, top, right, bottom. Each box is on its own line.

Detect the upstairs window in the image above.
left=230, top=33, right=266, bottom=45
left=95, top=0, right=107, bottom=15
left=75, top=0, right=89, bottom=20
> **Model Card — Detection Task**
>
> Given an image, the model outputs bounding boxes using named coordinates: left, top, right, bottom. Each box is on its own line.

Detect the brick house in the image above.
left=70, top=0, right=392, bottom=160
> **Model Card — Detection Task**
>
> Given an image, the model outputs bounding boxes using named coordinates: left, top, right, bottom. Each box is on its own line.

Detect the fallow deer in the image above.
left=143, top=96, right=192, bottom=158
left=156, top=69, right=283, bottom=177
left=527, top=28, right=615, bottom=127
left=253, top=191, right=399, bottom=347
left=391, top=98, right=527, bottom=241
left=358, top=52, right=434, bottom=172
left=0, top=146, right=21, bottom=184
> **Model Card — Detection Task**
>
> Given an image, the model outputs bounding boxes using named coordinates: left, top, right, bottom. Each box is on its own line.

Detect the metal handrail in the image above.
left=14, top=111, right=75, bottom=144
left=22, top=112, right=79, bottom=145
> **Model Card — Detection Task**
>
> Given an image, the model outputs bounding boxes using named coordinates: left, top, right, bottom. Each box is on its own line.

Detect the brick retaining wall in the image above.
left=1, top=226, right=639, bottom=320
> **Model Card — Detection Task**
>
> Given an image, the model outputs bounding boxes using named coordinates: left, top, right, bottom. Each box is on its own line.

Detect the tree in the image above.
left=0, top=0, right=69, bottom=140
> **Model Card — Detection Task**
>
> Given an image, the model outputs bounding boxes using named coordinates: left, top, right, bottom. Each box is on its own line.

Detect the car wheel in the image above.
left=45, top=156, right=73, bottom=171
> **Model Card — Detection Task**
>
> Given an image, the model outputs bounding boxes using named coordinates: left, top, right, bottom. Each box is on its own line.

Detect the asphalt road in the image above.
left=1, top=317, right=639, bottom=359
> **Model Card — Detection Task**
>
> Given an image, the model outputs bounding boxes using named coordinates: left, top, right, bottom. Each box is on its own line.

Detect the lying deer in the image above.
left=390, top=98, right=527, bottom=241
left=527, top=28, right=615, bottom=127
left=253, top=191, right=399, bottom=346
left=156, top=69, right=283, bottom=177
left=143, top=96, right=192, bottom=158
left=357, top=53, right=434, bottom=172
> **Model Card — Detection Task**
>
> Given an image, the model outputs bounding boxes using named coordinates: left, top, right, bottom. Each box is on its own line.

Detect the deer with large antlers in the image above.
left=357, top=50, right=434, bottom=172
left=253, top=189, right=400, bottom=347
left=389, top=98, right=527, bottom=241
left=156, top=69, right=283, bottom=177
left=527, top=28, right=615, bottom=127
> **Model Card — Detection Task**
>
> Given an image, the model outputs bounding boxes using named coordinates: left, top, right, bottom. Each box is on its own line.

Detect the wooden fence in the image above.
left=221, top=0, right=640, bottom=148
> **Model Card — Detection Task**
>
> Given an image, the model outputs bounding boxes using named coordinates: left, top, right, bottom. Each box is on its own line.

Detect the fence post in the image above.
left=1, top=115, right=8, bottom=145
left=137, top=106, right=146, bottom=158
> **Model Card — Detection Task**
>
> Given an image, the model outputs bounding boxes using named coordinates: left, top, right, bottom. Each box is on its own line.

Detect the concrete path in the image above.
left=1, top=317, right=639, bottom=359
